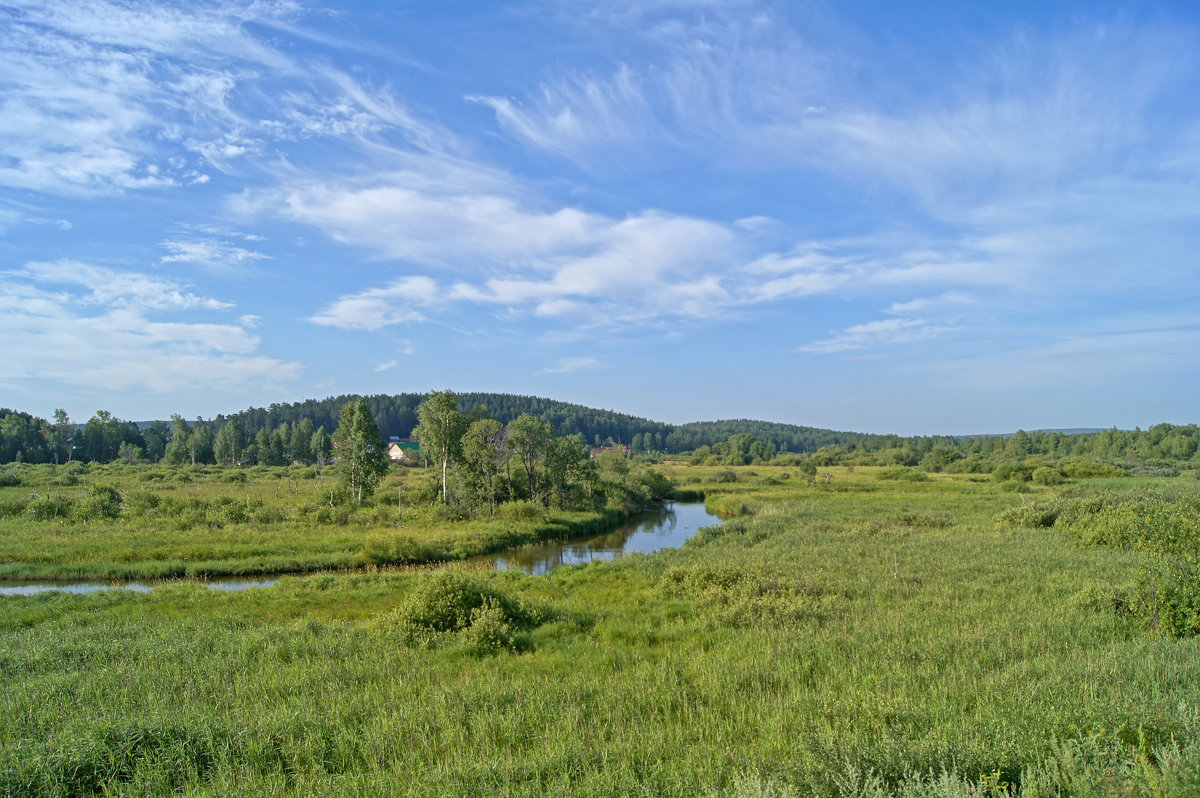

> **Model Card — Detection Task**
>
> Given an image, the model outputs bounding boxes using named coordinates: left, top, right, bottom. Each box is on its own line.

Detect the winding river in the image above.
left=0, top=501, right=722, bottom=596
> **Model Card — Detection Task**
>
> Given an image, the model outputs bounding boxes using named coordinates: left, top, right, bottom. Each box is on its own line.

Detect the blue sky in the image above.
left=1, top=0, right=1198, bottom=435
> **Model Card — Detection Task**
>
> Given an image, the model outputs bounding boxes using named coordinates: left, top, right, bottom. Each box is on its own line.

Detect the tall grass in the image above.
left=1, top=466, right=1198, bottom=795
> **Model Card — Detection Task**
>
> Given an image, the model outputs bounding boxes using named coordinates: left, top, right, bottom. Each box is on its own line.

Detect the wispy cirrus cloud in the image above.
left=18, top=260, right=232, bottom=311
left=536, top=356, right=599, bottom=375
left=160, top=238, right=272, bottom=270
left=799, top=318, right=953, bottom=355
left=0, top=0, right=459, bottom=196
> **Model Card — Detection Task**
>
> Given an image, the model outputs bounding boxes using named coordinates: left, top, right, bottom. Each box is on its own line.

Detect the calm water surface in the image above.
left=0, top=577, right=279, bottom=597
left=474, top=500, right=723, bottom=576
left=0, top=501, right=722, bottom=595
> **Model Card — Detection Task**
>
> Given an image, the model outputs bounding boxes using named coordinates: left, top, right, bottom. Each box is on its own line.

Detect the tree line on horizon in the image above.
left=1, top=394, right=1198, bottom=473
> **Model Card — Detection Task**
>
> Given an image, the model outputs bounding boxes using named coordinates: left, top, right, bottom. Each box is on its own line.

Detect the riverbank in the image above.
left=0, top=461, right=716, bottom=581
left=0, top=503, right=652, bottom=582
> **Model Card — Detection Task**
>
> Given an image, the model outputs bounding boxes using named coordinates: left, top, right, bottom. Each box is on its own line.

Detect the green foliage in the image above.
left=1127, top=496, right=1200, bottom=637
left=24, top=493, right=72, bottom=520
left=497, top=499, right=543, bottom=522
left=991, top=461, right=1034, bottom=482
left=332, top=398, right=390, bottom=505
left=387, top=571, right=548, bottom=649
left=1031, top=466, right=1065, bottom=485
left=996, top=500, right=1062, bottom=529
left=413, top=390, right=467, bottom=505
left=458, top=599, right=518, bottom=654
left=998, top=487, right=1200, bottom=638
left=74, top=485, right=122, bottom=521
left=360, top=533, right=434, bottom=565
left=1060, top=458, right=1126, bottom=479
left=2, top=467, right=1200, bottom=795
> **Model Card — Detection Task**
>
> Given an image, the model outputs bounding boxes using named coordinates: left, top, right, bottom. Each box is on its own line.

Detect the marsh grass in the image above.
left=1, top=465, right=1198, bottom=795
left=0, top=464, right=633, bottom=580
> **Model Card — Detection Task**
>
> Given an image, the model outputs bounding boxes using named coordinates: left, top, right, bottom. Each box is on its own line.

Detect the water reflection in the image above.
left=0, top=578, right=278, bottom=597
left=479, top=500, right=722, bottom=576
left=0, top=502, right=723, bottom=594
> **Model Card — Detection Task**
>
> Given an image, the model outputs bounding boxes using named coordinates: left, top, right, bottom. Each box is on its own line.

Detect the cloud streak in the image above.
left=0, top=260, right=299, bottom=394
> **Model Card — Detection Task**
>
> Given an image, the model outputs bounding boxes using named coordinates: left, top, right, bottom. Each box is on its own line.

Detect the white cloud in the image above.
left=374, top=360, right=398, bottom=372
left=0, top=0, right=459, bottom=197
left=19, top=260, right=232, bottom=311
left=468, top=63, right=652, bottom=160
left=160, top=238, right=272, bottom=269
left=886, top=291, right=975, bottom=315
left=308, top=276, right=439, bottom=331
left=536, top=356, right=599, bottom=375
left=0, top=260, right=299, bottom=392
left=799, top=318, right=951, bottom=355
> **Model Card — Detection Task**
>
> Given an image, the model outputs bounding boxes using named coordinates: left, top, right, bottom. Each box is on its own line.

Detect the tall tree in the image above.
left=311, top=425, right=332, bottom=467
left=459, top=418, right=507, bottom=515
left=291, top=418, right=315, bottom=464
left=214, top=420, right=246, bottom=466
left=164, top=415, right=191, bottom=466
left=191, top=421, right=214, bottom=465
left=507, top=414, right=554, bottom=505
left=413, top=390, right=467, bottom=504
left=332, top=398, right=389, bottom=505
left=50, top=409, right=72, bottom=464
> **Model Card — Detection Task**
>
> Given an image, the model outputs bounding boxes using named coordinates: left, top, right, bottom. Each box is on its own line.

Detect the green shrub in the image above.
left=389, top=571, right=548, bottom=646
left=1127, top=497, right=1200, bottom=637
left=991, top=461, right=1034, bottom=482
left=73, top=485, right=122, bottom=521
left=876, top=467, right=928, bottom=482
left=498, top=500, right=542, bottom=523
left=0, top=495, right=29, bottom=517
left=122, top=489, right=162, bottom=518
left=458, top=599, right=517, bottom=654
left=220, top=502, right=249, bottom=524
left=1031, top=466, right=1065, bottom=485
left=1060, top=459, right=1126, bottom=479
left=252, top=506, right=285, bottom=525
left=361, top=534, right=434, bottom=565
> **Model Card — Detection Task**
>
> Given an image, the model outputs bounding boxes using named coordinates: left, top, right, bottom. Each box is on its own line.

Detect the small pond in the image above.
left=0, top=501, right=723, bottom=595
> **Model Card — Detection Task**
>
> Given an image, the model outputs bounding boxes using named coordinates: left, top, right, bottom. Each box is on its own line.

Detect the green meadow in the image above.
left=0, top=462, right=630, bottom=581
left=2, top=464, right=1199, bottom=796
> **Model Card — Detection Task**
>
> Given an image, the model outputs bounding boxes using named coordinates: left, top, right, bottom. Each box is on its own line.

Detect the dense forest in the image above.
left=2, top=394, right=1198, bottom=474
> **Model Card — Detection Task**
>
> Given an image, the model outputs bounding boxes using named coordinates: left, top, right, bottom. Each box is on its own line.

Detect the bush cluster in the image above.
left=999, top=488, right=1200, bottom=637
left=385, top=571, right=551, bottom=654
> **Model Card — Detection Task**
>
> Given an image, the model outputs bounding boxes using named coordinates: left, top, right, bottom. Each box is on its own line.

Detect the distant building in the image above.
left=387, top=441, right=420, bottom=461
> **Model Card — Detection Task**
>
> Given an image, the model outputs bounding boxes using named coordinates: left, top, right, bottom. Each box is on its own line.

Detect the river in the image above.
left=0, top=501, right=722, bottom=596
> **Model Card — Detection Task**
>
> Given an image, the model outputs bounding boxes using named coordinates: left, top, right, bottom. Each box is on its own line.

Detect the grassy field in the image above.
left=0, top=463, right=632, bottom=581
left=1, top=464, right=1198, bottom=796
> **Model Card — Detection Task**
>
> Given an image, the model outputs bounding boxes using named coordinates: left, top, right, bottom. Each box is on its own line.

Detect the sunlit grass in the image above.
left=1, top=463, right=1198, bottom=795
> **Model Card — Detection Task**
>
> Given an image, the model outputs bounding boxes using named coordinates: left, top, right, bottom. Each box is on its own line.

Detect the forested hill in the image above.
left=211, top=393, right=896, bottom=454
left=3, top=397, right=1199, bottom=466
left=215, top=392, right=674, bottom=451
